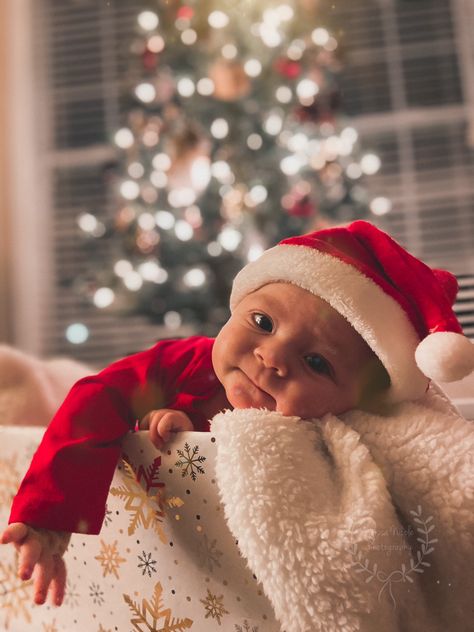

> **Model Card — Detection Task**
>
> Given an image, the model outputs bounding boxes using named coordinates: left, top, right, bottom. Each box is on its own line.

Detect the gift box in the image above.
left=0, top=426, right=278, bottom=632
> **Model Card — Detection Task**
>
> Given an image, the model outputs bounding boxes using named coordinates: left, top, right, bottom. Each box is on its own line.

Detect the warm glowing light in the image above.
left=135, top=82, right=156, bottom=103
left=164, top=311, right=182, bottom=329
left=208, top=11, right=229, bottom=29
left=247, top=133, right=263, bottom=150
left=280, top=155, right=305, bottom=175
left=183, top=268, right=206, bottom=287
left=197, top=78, right=215, bottom=95
left=276, top=86, right=292, bottom=103
left=244, top=59, right=262, bottom=78
left=211, top=118, right=229, bottom=139
left=264, top=113, right=283, bottom=135
left=181, top=29, right=197, bottom=45
left=114, top=128, right=134, bottom=149
left=137, top=11, right=159, bottom=31
left=311, top=28, right=330, bottom=46
left=360, top=153, right=381, bottom=175
left=137, top=212, right=156, bottom=231
left=168, top=188, right=197, bottom=208
left=346, top=163, right=363, bottom=179
left=114, top=260, right=133, bottom=277
left=120, top=180, right=140, bottom=200
left=177, top=77, right=195, bottom=97
left=296, top=79, right=319, bottom=102
left=190, top=156, right=212, bottom=191
left=124, top=271, right=143, bottom=291
left=175, top=220, right=194, bottom=240
left=128, top=162, right=145, bottom=178
left=138, top=260, right=168, bottom=283
left=218, top=226, right=242, bottom=251
left=207, top=241, right=223, bottom=257
left=147, top=35, right=165, bottom=53
left=78, top=213, right=98, bottom=233
left=155, top=210, right=175, bottom=230
left=249, top=184, right=268, bottom=205
left=222, top=43, right=238, bottom=59
left=93, top=287, right=115, bottom=308
left=247, top=243, right=264, bottom=261
left=152, top=153, right=172, bottom=171
left=370, top=197, right=392, bottom=216
left=66, top=323, right=89, bottom=344
left=150, top=171, right=168, bottom=188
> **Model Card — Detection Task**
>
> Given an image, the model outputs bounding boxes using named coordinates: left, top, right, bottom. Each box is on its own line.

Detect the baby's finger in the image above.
left=49, top=555, right=67, bottom=606
left=33, top=553, right=55, bottom=605
left=17, top=536, right=42, bottom=581
left=1, top=523, right=28, bottom=545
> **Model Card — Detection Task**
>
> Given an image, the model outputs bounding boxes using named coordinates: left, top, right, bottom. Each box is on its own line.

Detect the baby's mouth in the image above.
left=242, top=371, right=276, bottom=409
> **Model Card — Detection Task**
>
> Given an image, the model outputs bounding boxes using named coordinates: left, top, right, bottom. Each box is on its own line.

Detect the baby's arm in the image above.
left=140, top=409, right=193, bottom=450
left=1, top=523, right=70, bottom=606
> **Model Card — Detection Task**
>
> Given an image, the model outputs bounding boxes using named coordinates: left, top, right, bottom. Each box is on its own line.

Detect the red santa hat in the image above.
left=230, top=220, right=474, bottom=404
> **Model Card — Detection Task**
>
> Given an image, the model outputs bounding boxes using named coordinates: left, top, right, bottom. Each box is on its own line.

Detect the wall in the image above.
left=0, top=0, right=13, bottom=343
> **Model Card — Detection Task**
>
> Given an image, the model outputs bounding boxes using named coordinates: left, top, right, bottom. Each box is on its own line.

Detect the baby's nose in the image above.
left=254, top=345, right=288, bottom=377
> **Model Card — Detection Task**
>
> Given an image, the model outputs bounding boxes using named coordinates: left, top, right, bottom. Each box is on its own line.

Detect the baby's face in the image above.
left=212, top=282, right=385, bottom=419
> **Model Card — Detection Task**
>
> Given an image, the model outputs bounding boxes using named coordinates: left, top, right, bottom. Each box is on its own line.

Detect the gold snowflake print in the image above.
left=110, top=459, right=183, bottom=538
left=197, top=534, right=223, bottom=573
left=98, top=625, right=112, bottom=632
left=95, top=539, right=126, bottom=578
left=235, top=620, right=259, bottom=631
left=42, top=620, right=58, bottom=632
left=0, top=558, right=33, bottom=629
left=123, top=581, right=193, bottom=631
left=175, top=443, right=206, bottom=481
left=200, top=589, right=229, bottom=626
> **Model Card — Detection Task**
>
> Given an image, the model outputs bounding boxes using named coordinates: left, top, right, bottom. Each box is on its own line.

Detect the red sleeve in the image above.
left=8, top=337, right=209, bottom=534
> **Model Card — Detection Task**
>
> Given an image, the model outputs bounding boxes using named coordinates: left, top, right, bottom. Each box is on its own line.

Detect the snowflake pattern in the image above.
left=89, top=582, right=105, bottom=606
left=42, top=620, right=59, bottom=632
left=103, top=506, right=113, bottom=528
left=64, top=581, right=80, bottom=608
left=0, top=558, right=33, bottom=630
left=235, top=621, right=259, bottom=632
left=197, top=534, right=223, bottom=573
left=123, top=580, right=193, bottom=631
left=110, top=458, right=183, bottom=538
left=175, top=443, right=206, bottom=481
left=200, top=589, right=229, bottom=625
left=138, top=551, right=158, bottom=577
left=95, top=540, right=126, bottom=578
left=98, top=625, right=112, bottom=632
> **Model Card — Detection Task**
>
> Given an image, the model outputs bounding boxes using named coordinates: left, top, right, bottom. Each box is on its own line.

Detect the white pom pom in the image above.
left=415, top=332, right=474, bottom=382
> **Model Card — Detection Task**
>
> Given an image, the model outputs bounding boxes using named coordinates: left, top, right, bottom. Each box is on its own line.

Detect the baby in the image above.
left=2, top=220, right=473, bottom=608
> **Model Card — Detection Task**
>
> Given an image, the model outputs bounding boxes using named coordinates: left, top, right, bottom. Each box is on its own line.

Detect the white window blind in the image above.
left=31, top=0, right=474, bottom=366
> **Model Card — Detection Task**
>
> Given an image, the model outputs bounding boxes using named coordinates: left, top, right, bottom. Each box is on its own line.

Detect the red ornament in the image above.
left=142, top=48, right=159, bottom=71
left=177, top=6, right=194, bottom=20
left=274, top=58, right=302, bottom=79
left=286, top=194, right=316, bottom=217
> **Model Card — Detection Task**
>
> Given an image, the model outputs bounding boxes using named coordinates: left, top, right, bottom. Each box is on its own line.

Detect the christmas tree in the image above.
left=78, top=1, right=385, bottom=335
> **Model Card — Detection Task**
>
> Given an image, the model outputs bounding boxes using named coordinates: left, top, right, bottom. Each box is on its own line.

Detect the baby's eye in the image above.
left=252, top=313, right=273, bottom=332
left=305, top=354, right=332, bottom=376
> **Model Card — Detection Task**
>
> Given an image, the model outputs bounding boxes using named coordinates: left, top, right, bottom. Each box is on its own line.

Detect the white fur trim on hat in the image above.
left=415, top=332, right=474, bottom=383
left=230, top=244, right=430, bottom=404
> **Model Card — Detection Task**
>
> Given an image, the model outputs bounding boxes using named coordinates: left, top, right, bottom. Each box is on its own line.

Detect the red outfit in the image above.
left=9, top=336, right=220, bottom=534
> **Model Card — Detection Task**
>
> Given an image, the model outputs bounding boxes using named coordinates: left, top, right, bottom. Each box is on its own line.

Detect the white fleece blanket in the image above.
left=212, top=385, right=474, bottom=632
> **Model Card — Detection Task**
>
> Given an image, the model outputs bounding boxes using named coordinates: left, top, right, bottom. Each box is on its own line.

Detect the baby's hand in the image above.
left=1, top=523, right=70, bottom=606
left=140, top=409, right=193, bottom=450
